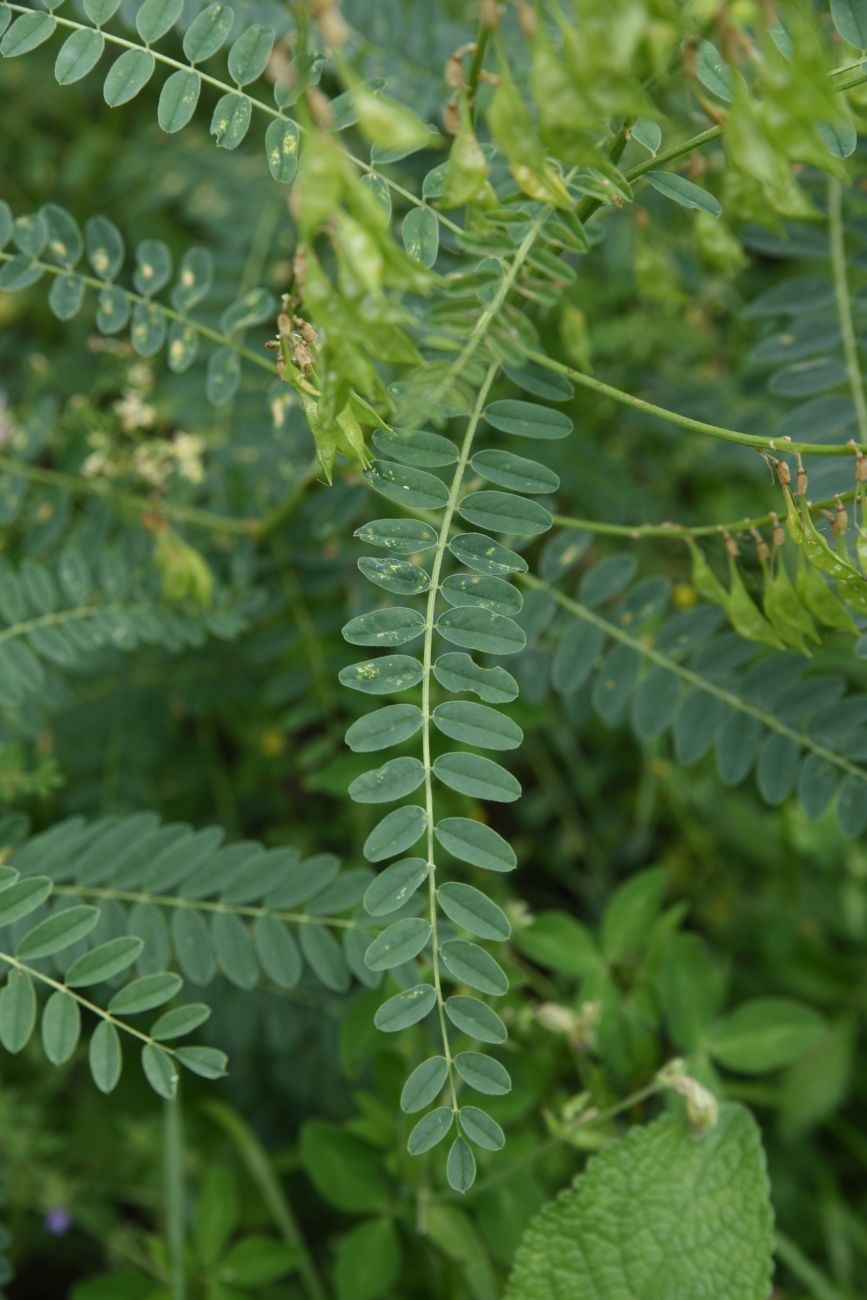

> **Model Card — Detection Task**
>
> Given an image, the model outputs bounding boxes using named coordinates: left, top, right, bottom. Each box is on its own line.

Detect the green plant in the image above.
left=3, top=0, right=867, bottom=1296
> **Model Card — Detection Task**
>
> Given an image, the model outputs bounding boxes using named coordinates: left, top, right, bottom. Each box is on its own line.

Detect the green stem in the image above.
left=3, top=4, right=460, bottom=236
left=0, top=452, right=320, bottom=543
left=0, top=949, right=182, bottom=1053
left=775, top=1231, right=844, bottom=1300
left=0, top=249, right=275, bottom=376
left=522, top=573, right=867, bottom=787
left=577, top=120, right=636, bottom=223
left=204, top=1100, right=330, bottom=1300
left=828, top=176, right=867, bottom=445
left=551, top=488, right=859, bottom=542
left=0, top=599, right=144, bottom=646
left=524, top=350, right=867, bottom=457
left=425, top=208, right=553, bottom=415
left=421, top=363, right=499, bottom=1116
left=50, top=882, right=375, bottom=931
left=465, top=22, right=491, bottom=124
left=164, top=1095, right=187, bottom=1300
left=621, top=59, right=867, bottom=188
left=0, top=454, right=258, bottom=538
left=625, top=124, right=722, bottom=183
left=434, top=1078, right=664, bottom=1202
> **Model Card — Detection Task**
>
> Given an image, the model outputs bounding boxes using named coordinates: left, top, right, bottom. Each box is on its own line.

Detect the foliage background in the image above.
left=1, top=1, right=867, bottom=1298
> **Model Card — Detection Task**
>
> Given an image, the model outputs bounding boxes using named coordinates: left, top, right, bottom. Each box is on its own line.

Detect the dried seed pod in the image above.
left=796, top=455, right=808, bottom=497
left=833, top=497, right=849, bottom=537
left=751, top=528, right=770, bottom=566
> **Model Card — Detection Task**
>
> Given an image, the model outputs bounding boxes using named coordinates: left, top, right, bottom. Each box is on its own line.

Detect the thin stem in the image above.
left=576, top=120, right=636, bottom=223
left=828, top=177, right=867, bottom=444
left=0, top=453, right=319, bottom=543
left=50, top=883, right=375, bottom=931
left=164, top=1095, right=187, bottom=1300
left=0, top=454, right=258, bottom=538
left=524, top=349, right=867, bottom=457
left=203, top=1100, right=330, bottom=1300
left=434, top=1078, right=664, bottom=1202
left=551, top=488, right=859, bottom=542
left=522, top=573, right=867, bottom=787
left=0, top=950, right=180, bottom=1053
left=614, top=61, right=867, bottom=196
left=465, top=22, right=491, bottom=125
left=421, top=363, right=499, bottom=1114
left=625, top=125, right=722, bottom=183
left=775, top=1231, right=844, bottom=1300
left=425, top=209, right=553, bottom=415
left=3, top=5, right=460, bottom=236
left=0, top=599, right=142, bottom=646
left=621, top=60, right=867, bottom=188
left=0, top=249, right=276, bottom=377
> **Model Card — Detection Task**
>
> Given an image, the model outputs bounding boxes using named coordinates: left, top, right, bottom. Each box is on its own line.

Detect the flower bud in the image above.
left=657, top=1059, right=719, bottom=1133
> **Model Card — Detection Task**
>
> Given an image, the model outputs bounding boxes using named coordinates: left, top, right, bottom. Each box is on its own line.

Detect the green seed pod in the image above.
left=726, top=561, right=785, bottom=650
left=763, top=562, right=819, bottom=654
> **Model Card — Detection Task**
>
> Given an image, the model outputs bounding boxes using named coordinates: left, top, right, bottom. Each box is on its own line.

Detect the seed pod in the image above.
left=688, top=541, right=728, bottom=607
left=833, top=497, right=849, bottom=537
left=727, top=560, right=785, bottom=649
left=796, top=558, right=858, bottom=632
left=441, top=102, right=488, bottom=208
left=763, top=562, right=819, bottom=653
left=796, top=454, right=808, bottom=498
left=751, top=528, right=770, bottom=567
left=801, top=506, right=862, bottom=582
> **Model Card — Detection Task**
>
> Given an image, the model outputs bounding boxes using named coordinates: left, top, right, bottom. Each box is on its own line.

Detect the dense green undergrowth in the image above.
left=2, top=0, right=867, bottom=1297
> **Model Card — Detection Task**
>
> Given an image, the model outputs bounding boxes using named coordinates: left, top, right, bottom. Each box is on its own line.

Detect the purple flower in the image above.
left=44, top=1207, right=71, bottom=1237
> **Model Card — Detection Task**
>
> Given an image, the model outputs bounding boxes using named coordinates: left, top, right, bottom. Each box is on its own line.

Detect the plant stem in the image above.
left=524, top=350, right=867, bottom=457
left=521, top=573, right=867, bottom=788
left=425, top=209, right=553, bottom=415
left=164, top=1095, right=187, bottom=1300
left=0, top=599, right=145, bottom=646
left=0, top=454, right=259, bottom=537
left=577, top=121, right=635, bottom=223
left=434, top=1078, right=664, bottom=1202
left=421, top=363, right=499, bottom=1115
left=204, top=1100, right=330, bottom=1300
left=3, top=5, right=461, bottom=236
left=776, top=1231, right=844, bottom=1300
left=828, top=176, right=867, bottom=445
left=625, top=125, right=722, bottom=183
left=622, top=57, right=867, bottom=187
left=0, top=453, right=320, bottom=543
left=0, top=249, right=276, bottom=376
left=50, top=882, right=375, bottom=931
left=465, top=22, right=491, bottom=124
left=0, top=950, right=184, bottom=1054
left=551, top=488, right=859, bottom=542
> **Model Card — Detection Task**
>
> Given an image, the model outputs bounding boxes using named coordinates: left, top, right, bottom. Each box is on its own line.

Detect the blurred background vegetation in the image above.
left=2, top=1, right=867, bottom=1297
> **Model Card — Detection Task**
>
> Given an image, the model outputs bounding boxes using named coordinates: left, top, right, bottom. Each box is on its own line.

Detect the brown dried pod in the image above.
left=796, top=454, right=808, bottom=497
